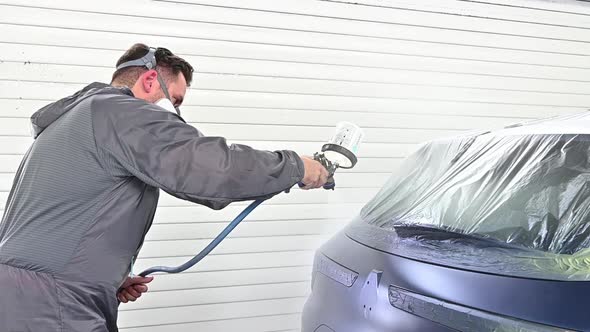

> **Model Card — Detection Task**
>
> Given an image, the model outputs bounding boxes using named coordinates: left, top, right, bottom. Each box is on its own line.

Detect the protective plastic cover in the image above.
left=361, top=112, right=590, bottom=280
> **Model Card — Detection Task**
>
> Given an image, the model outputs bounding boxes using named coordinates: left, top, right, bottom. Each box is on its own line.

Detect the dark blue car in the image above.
left=302, top=113, right=590, bottom=332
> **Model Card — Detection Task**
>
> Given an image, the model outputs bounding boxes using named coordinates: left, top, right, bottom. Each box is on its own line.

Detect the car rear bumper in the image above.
left=302, top=231, right=454, bottom=332
left=302, top=224, right=590, bottom=332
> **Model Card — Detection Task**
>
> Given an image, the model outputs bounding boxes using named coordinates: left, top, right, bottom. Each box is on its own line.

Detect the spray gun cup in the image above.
left=321, top=144, right=357, bottom=169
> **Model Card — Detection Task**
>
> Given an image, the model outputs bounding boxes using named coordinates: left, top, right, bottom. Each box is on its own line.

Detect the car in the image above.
left=302, top=112, right=590, bottom=332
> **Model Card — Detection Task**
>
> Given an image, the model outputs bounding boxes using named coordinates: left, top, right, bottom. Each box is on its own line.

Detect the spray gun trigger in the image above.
left=312, top=152, right=338, bottom=190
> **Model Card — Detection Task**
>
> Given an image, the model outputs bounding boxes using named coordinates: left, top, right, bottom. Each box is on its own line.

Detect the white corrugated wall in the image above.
left=1, top=0, right=589, bottom=330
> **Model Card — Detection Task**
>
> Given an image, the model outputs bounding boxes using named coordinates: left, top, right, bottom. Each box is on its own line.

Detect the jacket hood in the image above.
left=30, top=82, right=133, bottom=138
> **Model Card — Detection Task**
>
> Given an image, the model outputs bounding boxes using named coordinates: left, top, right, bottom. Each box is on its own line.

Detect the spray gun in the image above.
left=303, top=122, right=364, bottom=190
left=138, top=122, right=364, bottom=277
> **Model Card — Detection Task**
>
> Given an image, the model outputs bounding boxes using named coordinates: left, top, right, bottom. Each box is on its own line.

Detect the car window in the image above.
left=361, top=128, right=590, bottom=256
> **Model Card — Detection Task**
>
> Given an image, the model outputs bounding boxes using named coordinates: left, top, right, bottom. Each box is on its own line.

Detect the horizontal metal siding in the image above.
left=0, top=0, right=589, bottom=330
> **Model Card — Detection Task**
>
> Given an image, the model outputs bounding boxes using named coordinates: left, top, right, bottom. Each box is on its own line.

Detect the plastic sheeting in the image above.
left=360, top=112, right=590, bottom=279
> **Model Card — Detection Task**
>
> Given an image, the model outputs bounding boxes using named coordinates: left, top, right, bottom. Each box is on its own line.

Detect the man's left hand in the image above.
left=117, top=276, right=154, bottom=303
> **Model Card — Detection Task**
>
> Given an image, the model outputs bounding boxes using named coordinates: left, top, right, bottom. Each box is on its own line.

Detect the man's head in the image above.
left=111, top=43, right=194, bottom=110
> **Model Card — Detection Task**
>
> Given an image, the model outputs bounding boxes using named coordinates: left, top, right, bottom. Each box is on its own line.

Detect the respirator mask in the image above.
left=116, top=47, right=181, bottom=116
left=155, top=98, right=177, bottom=114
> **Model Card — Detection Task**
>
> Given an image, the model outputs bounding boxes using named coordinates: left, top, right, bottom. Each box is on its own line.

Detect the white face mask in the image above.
left=155, top=98, right=177, bottom=114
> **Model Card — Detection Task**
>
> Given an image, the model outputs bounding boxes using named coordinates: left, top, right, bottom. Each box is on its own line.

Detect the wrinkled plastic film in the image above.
left=347, top=218, right=590, bottom=281
left=358, top=112, right=590, bottom=279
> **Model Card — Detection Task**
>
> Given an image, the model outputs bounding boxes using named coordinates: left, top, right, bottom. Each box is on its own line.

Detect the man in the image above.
left=0, top=44, right=329, bottom=332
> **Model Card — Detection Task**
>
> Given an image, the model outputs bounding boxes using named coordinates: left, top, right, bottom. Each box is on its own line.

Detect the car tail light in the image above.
left=313, top=253, right=358, bottom=288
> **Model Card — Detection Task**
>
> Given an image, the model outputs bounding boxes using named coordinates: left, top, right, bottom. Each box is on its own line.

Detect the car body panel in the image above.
left=302, top=225, right=590, bottom=332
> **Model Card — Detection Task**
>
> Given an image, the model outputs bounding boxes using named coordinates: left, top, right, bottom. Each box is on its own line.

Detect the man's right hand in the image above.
left=301, top=156, right=330, bottom=190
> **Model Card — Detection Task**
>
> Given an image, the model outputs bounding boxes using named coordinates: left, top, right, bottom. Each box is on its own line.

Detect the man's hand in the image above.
left=117, top=276, right=153, bottom=303
left=301, top=156, right=330, bottom=190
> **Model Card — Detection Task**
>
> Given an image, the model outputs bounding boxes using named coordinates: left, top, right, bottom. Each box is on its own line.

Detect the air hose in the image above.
left=138, top=199, right=264, bottom=277
left=137, top=122, right=364, bottom=277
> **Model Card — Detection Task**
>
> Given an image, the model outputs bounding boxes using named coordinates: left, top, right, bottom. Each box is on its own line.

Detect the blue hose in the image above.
left=138, top=199, right=264, bottom=277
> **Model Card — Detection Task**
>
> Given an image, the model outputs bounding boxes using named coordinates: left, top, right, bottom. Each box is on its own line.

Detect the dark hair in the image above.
left=111, top=43, right=194, bottom=87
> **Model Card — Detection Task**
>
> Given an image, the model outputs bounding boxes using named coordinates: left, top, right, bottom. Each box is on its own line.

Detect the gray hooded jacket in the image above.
left=0, top=83, right=304, bottom=332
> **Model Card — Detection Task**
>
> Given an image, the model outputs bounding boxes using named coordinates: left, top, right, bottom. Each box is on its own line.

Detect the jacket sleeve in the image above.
left=91, top=94, right=304, bottom=210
